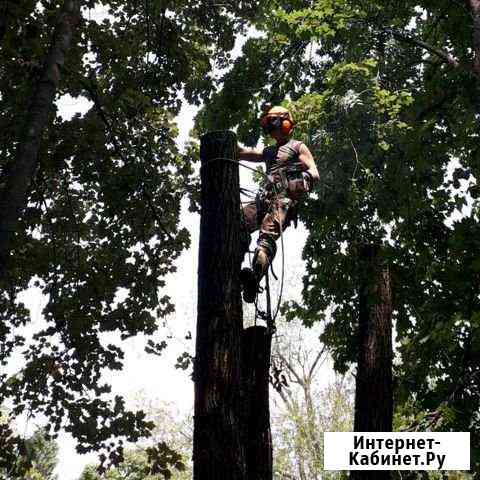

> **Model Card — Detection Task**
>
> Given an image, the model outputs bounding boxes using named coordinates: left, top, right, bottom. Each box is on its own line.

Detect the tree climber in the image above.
left=238, top=104, right=319, bottom=303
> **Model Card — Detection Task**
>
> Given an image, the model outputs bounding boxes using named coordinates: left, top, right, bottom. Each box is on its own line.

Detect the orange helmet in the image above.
left=260, top=105, right=295, bottom=135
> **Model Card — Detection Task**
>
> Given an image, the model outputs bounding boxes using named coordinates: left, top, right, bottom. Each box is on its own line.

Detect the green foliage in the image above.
left=79, top=449, right=166, bottom=480
left=197, top=0, right=480, bottom=475
left=0, top=0, right=270, bottom=473
left=24, top=429, right=59, bottom=480
left=78, top=398, right=192, bottom=480
left=274, top=0, right=361, bottom=40
left=0, top=427, right=58, bottom=480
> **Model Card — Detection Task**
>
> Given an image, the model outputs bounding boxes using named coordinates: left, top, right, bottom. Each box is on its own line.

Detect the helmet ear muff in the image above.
left=260, top=113, right=294, bottom=134
left=281, top=119, right=294, bottom=135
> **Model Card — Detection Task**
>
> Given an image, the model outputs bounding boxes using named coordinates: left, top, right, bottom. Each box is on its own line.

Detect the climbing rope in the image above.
left=200, top=156, right=287, bottom=336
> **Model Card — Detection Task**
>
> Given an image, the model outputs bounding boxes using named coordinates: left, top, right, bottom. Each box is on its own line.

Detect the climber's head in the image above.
left=260, top=105, right=295, bottom=141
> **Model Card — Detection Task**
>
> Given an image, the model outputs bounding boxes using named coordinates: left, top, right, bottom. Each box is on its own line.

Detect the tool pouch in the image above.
left=285, top=170, right=309, bottom=200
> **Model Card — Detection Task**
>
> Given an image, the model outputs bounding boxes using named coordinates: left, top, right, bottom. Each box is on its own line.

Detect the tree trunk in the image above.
left=470, top=0, right=480, bottom=77
left=303, top=381, right=322, bottom=476
left=241, top=325, right=272, bottom=480
left=0, top=1, right=11, bottom=44
left=193, top=131, right=245, bottom=480
left=0, top=0, right=81, bottom=278
left=470, top=0, right=480, bottom=125
left=351, top=244, right=393, bottom=480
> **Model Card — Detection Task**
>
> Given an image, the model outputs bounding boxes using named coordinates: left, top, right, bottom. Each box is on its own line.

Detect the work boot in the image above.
left=240, top=267, right=258, bottom=303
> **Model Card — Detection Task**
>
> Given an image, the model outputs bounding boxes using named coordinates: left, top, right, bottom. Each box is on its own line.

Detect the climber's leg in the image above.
left=254, top=196, right=291, bottom=273
left=240, top=201, right=260, bottom=259
left=252, top=235, right=277, bottom=283
left=241, top=196, right=292, bottom=303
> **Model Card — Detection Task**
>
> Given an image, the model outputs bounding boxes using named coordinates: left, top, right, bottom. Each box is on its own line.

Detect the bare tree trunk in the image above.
left=351, top=244, right=393, bottom=480
left=241, top=325, right=273, bottom=480
left=297, top=444, right=308, bottom=480
left=303, top=381, right=322, bottom=476
left=0, top=0, right=81, bottom=278
left=193, top=131, right=246, bottom=480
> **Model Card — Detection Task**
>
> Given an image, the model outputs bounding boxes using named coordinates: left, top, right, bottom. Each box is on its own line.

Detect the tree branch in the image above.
left=0, top=0, right=81, bottom=278
left=278, top=352, right=305, bottom=387
left=403, top=369, right=480, bottom=432
left=308, top=346, right=326, bottom=380
left=77, top=75, right=128, bottom=164
left=415, top=86, right=460, bottom=121
left=384, top=26, right=462, bottom=69
left=380, top=4, right=480, bottom=80
left=272, top=382, right=292, bottom=409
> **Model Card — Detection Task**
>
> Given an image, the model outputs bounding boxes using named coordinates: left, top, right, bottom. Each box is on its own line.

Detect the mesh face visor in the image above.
left=261, top=116, right=283, bottom=133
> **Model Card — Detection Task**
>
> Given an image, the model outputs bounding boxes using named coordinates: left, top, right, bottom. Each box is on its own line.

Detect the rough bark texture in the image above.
left=351, top=244, right=393, bottom=480
left=0, top=0, right=81, bottom=278
left=193, top=131, right=245, bottom=480
left=241, top=325, right=273, bottom=480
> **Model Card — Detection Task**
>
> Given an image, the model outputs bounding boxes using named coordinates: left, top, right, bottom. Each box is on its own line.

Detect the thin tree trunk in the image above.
left=193, top=131, right=245, bottom=480
left=0, top=1, right=11, bottom=44
left=303, top=381, right=322, bottom=477
left=469, top=0, right=480, bottom=125
left=351, top=244, right=393, bottom=480
left=0, top=0, right=81, bottom=278
left=470, top=0, right=480, bottom=76
left=296, top=427, right=308, bottom=480
left=241, top=325, right=272, bottom=480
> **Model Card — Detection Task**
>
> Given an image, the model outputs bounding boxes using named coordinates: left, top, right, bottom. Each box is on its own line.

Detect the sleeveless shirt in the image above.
left=262, top=139, right=303, bottom=179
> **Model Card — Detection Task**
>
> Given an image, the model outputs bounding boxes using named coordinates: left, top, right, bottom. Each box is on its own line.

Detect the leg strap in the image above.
left=252, top=235, right=277, bottom=282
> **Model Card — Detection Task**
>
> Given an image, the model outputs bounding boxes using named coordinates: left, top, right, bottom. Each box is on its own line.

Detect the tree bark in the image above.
left=0, top=0, right=81, bottom=278
left=351, top=244, right=393, bottom=480
left=193, top=131, right=245, bottom=480
left=241, top=325, right=272, bottom=480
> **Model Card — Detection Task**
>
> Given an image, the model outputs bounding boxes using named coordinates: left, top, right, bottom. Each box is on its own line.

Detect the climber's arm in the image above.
left=237, top=145, right=264, bottom=162
left=298, top=143, right=319, bottom=184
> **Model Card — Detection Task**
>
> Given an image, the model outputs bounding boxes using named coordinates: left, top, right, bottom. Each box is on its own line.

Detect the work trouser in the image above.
left=240, top=192, right=296, bottom=280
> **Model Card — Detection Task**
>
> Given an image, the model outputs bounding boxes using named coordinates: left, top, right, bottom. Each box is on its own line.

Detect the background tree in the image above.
left=78, top=449, right=185, bottom=480
left=23, top=429, right=59, bottom=480
left=270, top=318, right=353, bottom=480
left=78, top=398, right=192, bottom=480
left=132, top=395, right=193, bottom=479
left=0, top=422, right=59, bottom=480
